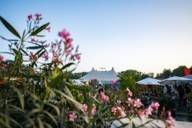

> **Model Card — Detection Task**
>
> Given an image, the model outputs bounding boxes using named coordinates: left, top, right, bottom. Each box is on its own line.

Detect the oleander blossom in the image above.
left=57, top=29, right=81, bottom=62
left=58, top=29, right=70, bottom=40
left=151, top=102, right=160, bottom=111
left=68, top=112, right=77, bottom=122
left=82, top=104, right=88, bottom=112
left=127, top=97, right=143, bottom=108
left=144, top=101, right=160, bottom=117
left=111, top=106, right=126, bottom=118
left=50, top=41, right=62, bottom=63
left=91, top=104, right=97, bottom=116
left=166, top=111, right=175, bottom=128
left=35, top=13, right=42, bottom=20
left=29, top=52, right=37, bottom=62
left=144, top=106, right=153, bottom=117
left=133, top=98, right=143, bottom=108
left=99, top=91, right=109, bottom=103
left=42, top=51, right=49, bottom=61
left=27, top=14, right=33, bottom=21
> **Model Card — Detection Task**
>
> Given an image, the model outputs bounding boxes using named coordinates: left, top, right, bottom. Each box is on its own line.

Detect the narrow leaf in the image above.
left=0, top=16, right=20, bottom=38
left=26, top=45, right=44, bottom=50
left=11, top=86, right=24, bottom=110
left=30, top=23, right=49, bottom=36
left=61, top=62, right=74, bottom=70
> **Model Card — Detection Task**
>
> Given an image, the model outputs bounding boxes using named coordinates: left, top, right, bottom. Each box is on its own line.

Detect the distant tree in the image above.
left=118, top=70, right=143, bottom=93
left=156, top=69, right=172, bottom=78
left=141, top=72, right=154, bottom=79
left=172, top=65, right=187, bottom=76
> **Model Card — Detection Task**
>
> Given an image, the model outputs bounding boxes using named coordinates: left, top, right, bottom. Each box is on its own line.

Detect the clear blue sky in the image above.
left=0, top=0, right=192, bottom=73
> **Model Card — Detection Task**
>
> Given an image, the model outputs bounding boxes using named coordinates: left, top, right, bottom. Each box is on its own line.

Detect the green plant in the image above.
left=0, top=14, right=173, bottom=128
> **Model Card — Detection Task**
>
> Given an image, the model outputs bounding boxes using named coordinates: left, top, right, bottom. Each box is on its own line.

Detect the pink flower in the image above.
left=133, top=98, right=143, bottom=108
left=166, top=111, right=175, bottom=128
left=151, top=102, right=160, bottom=111
left=27, top=14, right=33, bottom=21
left=126, top=88, right=133, bottom=97
left=50, top=42, right=62, bottom=63
left=144, top=106, right=153, bottom=117
left=68, top=112, right=77, bottom=122
left=99, top=92, right=109, bottom=103
left=138, top=109, right=145, bottom=118
left=144, top=102, right=159, bottom=117
left=58, top=29, right=70, bottom=40
left=42, top=51, right=49, bottom=61
left=0, top=55, right=4, bottom=63
left=91, top=104, right=97, bottom=116
left=111, top=106, right=126, bottom=118
left=35, top=13, right=42, bottom=20
left=29, top=52, right=37, bottom=62
left=82, top=104, right=88, bottom=112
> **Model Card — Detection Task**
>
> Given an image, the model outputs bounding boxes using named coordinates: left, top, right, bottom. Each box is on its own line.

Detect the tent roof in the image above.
left=162, top=76, right=192, bottom=81
left=80, top=68, right=119, bottom=82
left=137, top=77, right=161, bottom=85
left=184, top=75, right=192, bottom=80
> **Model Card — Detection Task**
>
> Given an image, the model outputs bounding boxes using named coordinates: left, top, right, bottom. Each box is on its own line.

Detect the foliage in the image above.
left=118, top=70, right=153, bottom=94
left=156, top=69, right=172, bottom=79
left=156, top=66, right=189, bottom=78
left=0, top=14, right=172, bottom=128
left=172, top=66, right=187, bottom=77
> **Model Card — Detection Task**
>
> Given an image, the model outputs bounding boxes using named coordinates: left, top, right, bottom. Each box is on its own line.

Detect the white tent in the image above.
left=136, top=77, right=161, bottom=85
left=80, top=68, right=119, bottom=84
left=184, top=75, right=192, bottom=80
left=162, top=76, right=192, bottom=82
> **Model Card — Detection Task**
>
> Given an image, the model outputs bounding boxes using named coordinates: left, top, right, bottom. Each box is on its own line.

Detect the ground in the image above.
left=111, top=117, right=192, bottom=128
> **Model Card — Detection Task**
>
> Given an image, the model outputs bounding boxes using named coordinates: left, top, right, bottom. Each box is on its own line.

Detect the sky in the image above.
left=0, top=0, right=192, bottom=74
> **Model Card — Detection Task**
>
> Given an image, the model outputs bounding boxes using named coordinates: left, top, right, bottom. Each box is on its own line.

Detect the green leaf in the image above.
left=45, top=103, right=60, bottom=116
left=26, top=45, right=44, bottom=50
left=30, top=23, right=50, bottom=36
left=37, top=49, right=46, bottom=58
left=11, top=86, right=24, bottom=110
left=0, top=16, right=20, bottom=39
left=0, top=52, right=14, bottom=55
left=21, top=48, right=28, bottom=55
left=61, top=62, right=74, bottom=70
left=43, top=111, right=57, bottom=126
left=37, top=118, right=44, bottom=128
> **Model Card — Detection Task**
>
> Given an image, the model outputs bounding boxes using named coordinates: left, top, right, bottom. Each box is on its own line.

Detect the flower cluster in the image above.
left=128, top=98, right=143, bottom=108
left=27, top=13, right=42, bottom=21
left=82, top=104, right=88, bottom=112
left=58, top=29, right=81, bottom=62
left=144, top=101, right=160, bottom=117
left=68, top=112, right=77, bottom=122
left=81, top=103, right=97, bottom=116
left=50, top=41, right=62, bottom=63
left=98, top=89, right=109, bottom=104
left=165, top=111, right=175, bottom=128
left=29, top=52, right=37, bottom=62
left=91, top=104, right=97, bottom=116
left=111, top=106, right=126, bottom=118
